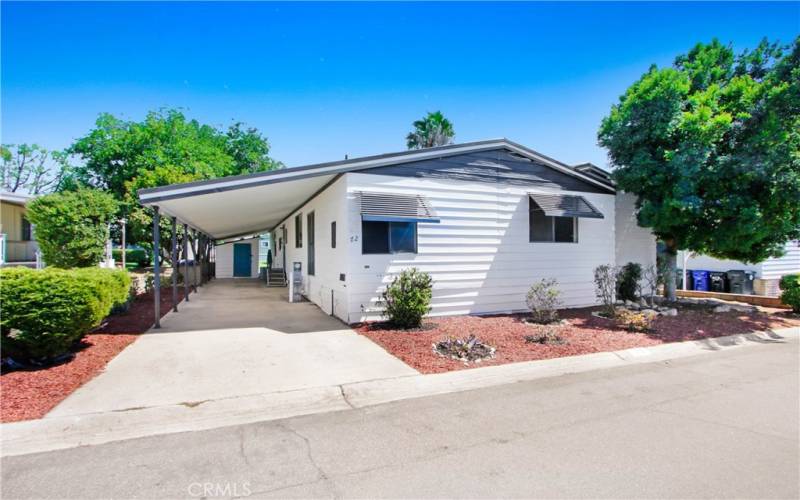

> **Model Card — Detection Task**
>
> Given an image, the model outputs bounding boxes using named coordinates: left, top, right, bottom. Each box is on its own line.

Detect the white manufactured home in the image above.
left=139, top=139, right=656, bottom=324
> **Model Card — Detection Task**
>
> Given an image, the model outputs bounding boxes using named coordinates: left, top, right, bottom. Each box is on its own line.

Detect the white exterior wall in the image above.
left=344, top=172, right=621, bottom=323
left=215, top=238, right=259, bottom=278
left=614, top=192, right=657, bottom=270
left=760, top=240, right=800, bottom=279
left=275, top=176, right=350, bottom=320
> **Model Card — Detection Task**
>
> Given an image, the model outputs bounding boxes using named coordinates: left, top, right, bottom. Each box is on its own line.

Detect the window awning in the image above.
left=529, top=193, right=604, bottom=219
left=358, top=192, right=440, bottom=223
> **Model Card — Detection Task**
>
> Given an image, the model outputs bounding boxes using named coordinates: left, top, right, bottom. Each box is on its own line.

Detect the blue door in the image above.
left=233, top=243, right=251, bottom=277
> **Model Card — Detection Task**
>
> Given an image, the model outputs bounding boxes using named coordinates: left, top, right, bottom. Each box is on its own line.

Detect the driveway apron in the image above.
left=47, top=279, right=416, bottom=417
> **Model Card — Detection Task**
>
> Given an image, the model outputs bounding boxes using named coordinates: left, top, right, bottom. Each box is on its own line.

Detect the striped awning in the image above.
left=529, top=192, right=604, bottom=219
left=358, top=192, right=440, bottom=223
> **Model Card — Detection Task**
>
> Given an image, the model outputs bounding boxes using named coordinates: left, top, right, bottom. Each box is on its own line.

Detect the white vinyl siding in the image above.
left=760, top=240, right=800, bottom=280
left=345, top=173, right=626, bottom=323
left=275, top=176, right=350, bottom=320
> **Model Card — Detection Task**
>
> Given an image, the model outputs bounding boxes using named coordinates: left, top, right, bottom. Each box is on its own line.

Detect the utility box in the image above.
left=289, top=261, right=303, bottom=303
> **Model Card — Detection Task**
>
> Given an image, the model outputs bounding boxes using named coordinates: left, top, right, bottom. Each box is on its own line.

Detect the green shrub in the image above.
left=25, top=188, right=119, bottom=268
left=0, top=267, right=131, bottom=360
left=112, top=248, right=151, bottom=268
left=616, top=262, right=642, bottom=302
left=615, top=308, right=655, bottom=332
left=779, top=274, right=800, bottom=313
left=380, top=268, right=433, bottom=329
left=525, top=278, right=562, bottom=324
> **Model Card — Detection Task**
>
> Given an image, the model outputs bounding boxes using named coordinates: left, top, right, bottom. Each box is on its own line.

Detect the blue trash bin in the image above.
left=691, top=270, right=710, bottom=291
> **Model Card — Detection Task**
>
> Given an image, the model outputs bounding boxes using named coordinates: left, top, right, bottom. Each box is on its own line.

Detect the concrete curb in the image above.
left=2, top=326, right=797, bottom=457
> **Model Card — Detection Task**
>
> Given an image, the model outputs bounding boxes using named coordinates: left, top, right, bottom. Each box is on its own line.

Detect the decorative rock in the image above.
left=640, top=309, right=659, bottom=318
left=713, top=305, right=731, bottom=313
left=663, top=308, right=678, bottom=316
left=638, top=298, right=648, bottom=307
left=625, top=300, right=636, bottom=307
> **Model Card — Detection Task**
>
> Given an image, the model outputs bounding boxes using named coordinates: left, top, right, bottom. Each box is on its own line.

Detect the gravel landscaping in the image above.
left=1, top=291, right=183, bottom=423
left=357, top=306, right=799, bottom=374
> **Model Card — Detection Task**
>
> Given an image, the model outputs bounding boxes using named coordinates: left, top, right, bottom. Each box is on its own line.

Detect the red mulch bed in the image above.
left=1, top=291, right=184, bottom=423
left=357, top=307, right=800, bottom=374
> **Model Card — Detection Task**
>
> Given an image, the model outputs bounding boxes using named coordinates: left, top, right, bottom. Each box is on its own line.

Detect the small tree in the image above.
left=641, top=265, right=660, bottom=307
left=26, top=188, right=119, bottom=268
left=380, top=268, right=433, bottom=328
left=525, top=278, right=562, bottom=324
left=594, top=265, right=618, bottom=318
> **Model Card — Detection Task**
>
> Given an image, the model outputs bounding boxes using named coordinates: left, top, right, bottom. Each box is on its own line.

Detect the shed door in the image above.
left=233, top=243, right=251, bottom=277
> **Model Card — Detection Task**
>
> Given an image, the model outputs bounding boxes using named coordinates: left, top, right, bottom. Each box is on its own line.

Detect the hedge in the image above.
left=25, top=188, right=119, bottom=268
left=780, top=274, right=800, bottom=313
left=0, top=267, right=131, bottom=360
left=112, top=248, right=151, bottom=268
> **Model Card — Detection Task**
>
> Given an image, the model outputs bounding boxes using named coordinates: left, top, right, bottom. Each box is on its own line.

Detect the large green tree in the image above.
left=1, top=144, right=70, bottom=194
left=406, top=111, right=455, bottom=149
left=599, top=38, right=800, bottom=300
left=26, top=188, right=119, bottom=268
left=65, top=109, right=282, bottom=259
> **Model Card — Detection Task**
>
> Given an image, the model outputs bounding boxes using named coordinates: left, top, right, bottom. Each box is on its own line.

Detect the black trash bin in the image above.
left=709, top=271, right=727, bottom=292
left=676, top=269, right=693, bottom=290
left=727, top=270, right=755, bottom=294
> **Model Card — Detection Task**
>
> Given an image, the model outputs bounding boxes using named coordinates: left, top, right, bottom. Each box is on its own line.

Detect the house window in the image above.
left=331, top=221, right=336, bottom=248
left=307, top=212, right=315, bottom=276
left=294, top=214, right=302, bottom=248
left=529, top=200, right=577, bottom=243
left=21, top=216, right=32, bottom=241
left=362, top=221, right=417, bottom=254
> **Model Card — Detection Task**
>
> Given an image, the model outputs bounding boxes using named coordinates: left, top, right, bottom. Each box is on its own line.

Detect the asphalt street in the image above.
left=3, top=336, right=798, bottom=499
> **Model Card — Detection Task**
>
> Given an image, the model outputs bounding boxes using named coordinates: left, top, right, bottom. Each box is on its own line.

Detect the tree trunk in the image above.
left=663, top=239, right=678, bottom=302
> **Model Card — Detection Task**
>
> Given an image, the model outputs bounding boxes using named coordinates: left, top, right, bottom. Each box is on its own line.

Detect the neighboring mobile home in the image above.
left=678, top=241, right=800, bottom=296
left=139, top=139, right=656, bottom=323
left=0, top=191, right=38, bottom=266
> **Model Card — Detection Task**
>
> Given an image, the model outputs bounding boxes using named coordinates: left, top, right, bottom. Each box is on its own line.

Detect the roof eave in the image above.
left=138, top=138, right=616, bottom=205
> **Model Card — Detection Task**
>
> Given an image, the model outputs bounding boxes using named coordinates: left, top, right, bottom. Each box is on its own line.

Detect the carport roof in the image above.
left=138, top=138, right=615, bottom=240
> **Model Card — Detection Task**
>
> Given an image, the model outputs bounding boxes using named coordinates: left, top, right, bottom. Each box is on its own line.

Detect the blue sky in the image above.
left=2, top=2, right=798, bottom=169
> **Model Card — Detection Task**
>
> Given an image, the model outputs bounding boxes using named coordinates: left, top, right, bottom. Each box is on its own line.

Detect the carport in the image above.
left=137, top=141, right=511, bottom=326
left=138, top=162, right=344, bottom=327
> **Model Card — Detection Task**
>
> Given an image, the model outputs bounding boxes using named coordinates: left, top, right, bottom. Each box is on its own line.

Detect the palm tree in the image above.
left=406, top=111, right=455, bottom=150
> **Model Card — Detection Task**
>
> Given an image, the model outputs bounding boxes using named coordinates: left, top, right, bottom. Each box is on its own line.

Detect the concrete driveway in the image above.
left=48, top=279, right=416, bottom=417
